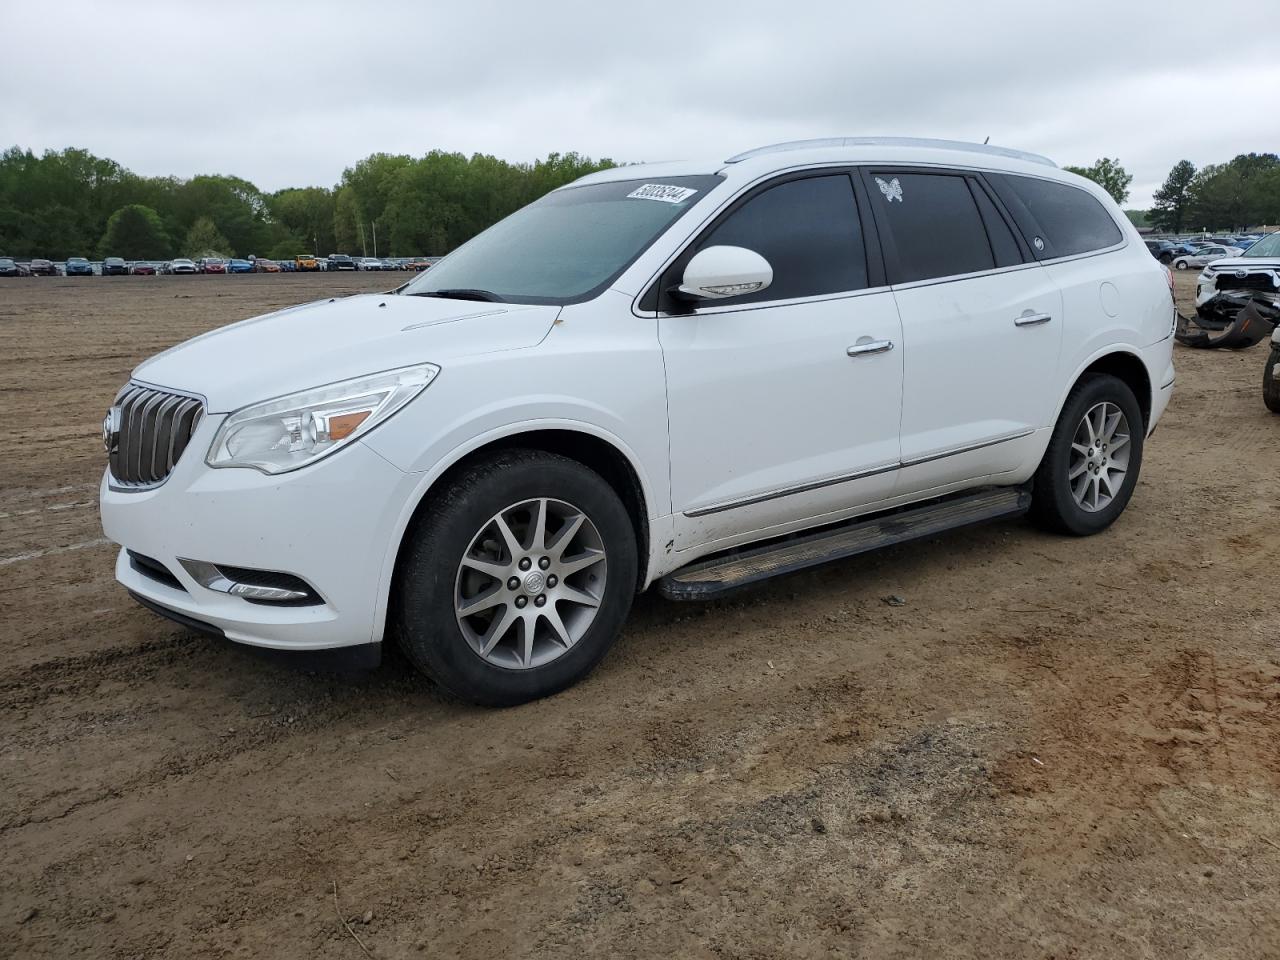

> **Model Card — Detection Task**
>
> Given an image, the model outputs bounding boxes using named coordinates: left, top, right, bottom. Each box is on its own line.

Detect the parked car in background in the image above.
left=27, top=258, right=56, bottom=276
left=198, top=258, right=227, bottom=274
left=98, top=137, right=1176, bottom=705
left=357, top=257, right=382, bottom=270
left=254, top=258, right=280, bottom=273
left=380, top=258, right=399, bottom=271
left=0, top=257, right=25, bottom=277
left=327, top=253, right=356, bottom=271
left=65, top=257, right=94, bottom=276
left=102, top=256, right=129, bottom=276
left=166, top=258, right=198, bottom=274
left=227, top=259, right=254, bottom=273
left=406, top=258, right=432, bottom=272
left=294, top=254, right=319, bottom=272
left=1144, top=239, right=1175, bottom=264
left=130, top=261, right=157, bottom=275
left=1173, top=244, right=1243, bottom=270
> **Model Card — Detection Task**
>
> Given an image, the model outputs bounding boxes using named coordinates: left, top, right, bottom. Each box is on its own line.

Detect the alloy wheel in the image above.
left=1068, top=401, right=1131, bottom=513
left=453, top=497, right=607, bottom=669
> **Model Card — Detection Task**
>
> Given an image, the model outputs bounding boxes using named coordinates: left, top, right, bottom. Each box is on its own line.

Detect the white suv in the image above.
left=100, top=137, right=1176, bottom=705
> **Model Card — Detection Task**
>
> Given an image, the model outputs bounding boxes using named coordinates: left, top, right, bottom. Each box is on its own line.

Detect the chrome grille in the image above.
left=108, top=384, right=204, bottom=487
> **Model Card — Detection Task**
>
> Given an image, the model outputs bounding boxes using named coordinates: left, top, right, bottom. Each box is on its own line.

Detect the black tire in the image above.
left=1264, top=346, right=1280, bottom=414
left=396, top=449, right=638, bottom=706
left=1159, top=252, right=1172, bottom=265
left=1031, top=373, right=1145, bottom=536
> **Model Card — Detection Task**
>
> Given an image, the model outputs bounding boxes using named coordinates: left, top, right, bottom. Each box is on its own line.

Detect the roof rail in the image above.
left=724, top=137, right=1057, bottom=168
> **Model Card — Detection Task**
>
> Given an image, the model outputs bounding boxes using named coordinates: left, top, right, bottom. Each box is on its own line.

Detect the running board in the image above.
left=657, top=486, right=1031, bottom=600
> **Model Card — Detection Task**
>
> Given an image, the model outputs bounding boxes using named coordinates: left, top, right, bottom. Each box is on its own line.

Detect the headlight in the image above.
left=206, top=363, right=439, bottom=474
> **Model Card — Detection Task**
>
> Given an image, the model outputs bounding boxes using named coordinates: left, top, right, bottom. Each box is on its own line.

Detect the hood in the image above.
left=1202, top=255, right=1280, bottom=273
left=133, top=293, right=560, bottom=412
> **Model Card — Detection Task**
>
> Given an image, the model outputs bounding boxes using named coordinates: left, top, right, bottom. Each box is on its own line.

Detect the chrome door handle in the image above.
left=1014, top=312, right=1053, bottom=327
left=847, top=339, right=894, bottom=357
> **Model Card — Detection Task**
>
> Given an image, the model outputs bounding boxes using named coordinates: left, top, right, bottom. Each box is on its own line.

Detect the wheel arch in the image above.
left=1058, top=349, right=1153, bottom=432
left=380, top=425, right=655, bottom=642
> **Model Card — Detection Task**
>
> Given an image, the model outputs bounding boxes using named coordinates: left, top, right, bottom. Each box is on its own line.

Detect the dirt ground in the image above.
left=2, top=272, right=1278, bottom=959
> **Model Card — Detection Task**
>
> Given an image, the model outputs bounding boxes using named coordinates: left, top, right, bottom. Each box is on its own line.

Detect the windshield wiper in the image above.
left=410, top=288, right=506, bottom=303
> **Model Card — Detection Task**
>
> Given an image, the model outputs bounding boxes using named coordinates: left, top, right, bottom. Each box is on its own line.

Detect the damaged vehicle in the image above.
left=1180, top=232, right=1280, bottom=348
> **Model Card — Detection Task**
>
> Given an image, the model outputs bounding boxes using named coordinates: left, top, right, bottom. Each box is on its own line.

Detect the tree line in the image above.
left=0, top=146, right=615, bottom=261
left=1063, top=152, right=1280, bottom=233
left=4, top=144, right=1277, bottom=262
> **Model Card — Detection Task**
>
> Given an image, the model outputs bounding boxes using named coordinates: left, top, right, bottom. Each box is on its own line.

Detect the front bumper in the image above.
left=100, top=415, right=412, bottom=652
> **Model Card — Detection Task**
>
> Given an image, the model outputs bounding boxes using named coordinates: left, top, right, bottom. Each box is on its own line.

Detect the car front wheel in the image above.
left=1174, top=260, right=1189, bottom=270
left=1031, top=374, right=1145, bottom=536
left=396, top=450, right=638, bottom=706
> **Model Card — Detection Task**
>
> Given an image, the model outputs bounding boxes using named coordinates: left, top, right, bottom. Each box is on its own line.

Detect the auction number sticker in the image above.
left=627, top=183, right=698, bottom=204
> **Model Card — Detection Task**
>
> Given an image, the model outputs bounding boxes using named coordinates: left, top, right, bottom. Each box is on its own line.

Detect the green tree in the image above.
left=97, top=204, right=170, bottom=259
left=184, top=216, right=230, bottom=258
left=1123, top=209, right=1150, bottom=229
left=268, top=186, right=335, bottom=254
left=332, top=186, right=362, bottom=255
left=1185, top=154, right=1280, bottom=230
left=1149, top=160, right=1196, bottom=233
left=1064, top=157, right=1133, bottom=205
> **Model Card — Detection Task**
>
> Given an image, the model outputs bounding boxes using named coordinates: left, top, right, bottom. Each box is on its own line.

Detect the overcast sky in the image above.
left=4, top=1, right=1278, bottom=208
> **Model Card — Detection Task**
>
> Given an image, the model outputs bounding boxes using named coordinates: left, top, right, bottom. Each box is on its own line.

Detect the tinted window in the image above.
left=871, top=172, right=995, bottom=283
left=695, top=174, right=867, bottom=304
left=1000, top=175, right=1123, bottom=258
left=404, top=175, right=722, bottom=305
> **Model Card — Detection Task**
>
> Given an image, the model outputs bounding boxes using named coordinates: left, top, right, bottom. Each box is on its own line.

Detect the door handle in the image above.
left=847, top=339, right=894, bottom=357
left=1014, top=312, right=1053, bottom=327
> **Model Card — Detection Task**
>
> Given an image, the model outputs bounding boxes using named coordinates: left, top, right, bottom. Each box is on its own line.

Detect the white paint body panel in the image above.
left=100, top=141, right=1175, bottom=652
left=660, top=289, right=903, bottom=550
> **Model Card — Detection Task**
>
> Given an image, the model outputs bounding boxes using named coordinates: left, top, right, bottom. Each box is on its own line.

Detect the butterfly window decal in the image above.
left=876, top=177, right=904, bottom=203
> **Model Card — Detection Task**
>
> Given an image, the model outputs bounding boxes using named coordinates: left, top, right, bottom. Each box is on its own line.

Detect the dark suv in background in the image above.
left=1144, top=239, right=1175, bottom=264
left=327, top=253, right=356, bottom=271
left=102, top=257, right=129, bottom=276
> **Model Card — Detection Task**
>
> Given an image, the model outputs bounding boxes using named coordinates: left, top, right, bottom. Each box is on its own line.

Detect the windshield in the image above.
left=402, top=175, right=722, bottom=305
left=1244, top=232, right=1280, bottom=258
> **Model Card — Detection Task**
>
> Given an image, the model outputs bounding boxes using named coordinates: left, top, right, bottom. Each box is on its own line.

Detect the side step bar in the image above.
left=657, top=486, right=1031, bottom=600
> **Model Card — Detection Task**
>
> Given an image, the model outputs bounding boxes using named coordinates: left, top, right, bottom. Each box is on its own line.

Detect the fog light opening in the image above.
left=177, top=559, right=323, bottom=606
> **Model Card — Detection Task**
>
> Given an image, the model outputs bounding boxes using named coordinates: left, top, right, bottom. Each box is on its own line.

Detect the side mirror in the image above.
left=676, top=245, right=773, bottom=302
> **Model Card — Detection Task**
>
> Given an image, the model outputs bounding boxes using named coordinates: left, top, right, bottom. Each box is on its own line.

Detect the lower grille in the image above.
left=1216, top=273, right=1279, bottom=294
left=127, top=550, right=187, bottom=592
left=109, top=384, right=203, bottom=487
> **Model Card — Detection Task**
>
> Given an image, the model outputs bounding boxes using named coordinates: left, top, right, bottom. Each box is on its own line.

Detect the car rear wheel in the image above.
left=1031, top=374, right=1144, bottom=536
left=1174, top=259, right=1189, bottom=270
left=396, top=450, right=638, bottom=706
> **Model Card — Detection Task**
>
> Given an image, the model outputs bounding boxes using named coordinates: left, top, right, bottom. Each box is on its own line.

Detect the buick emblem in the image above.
left=102, top=407, right=121, bottom=454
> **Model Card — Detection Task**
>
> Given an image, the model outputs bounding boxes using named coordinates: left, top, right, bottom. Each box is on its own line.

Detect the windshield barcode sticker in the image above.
left=627, top=184, right=698, bottom=204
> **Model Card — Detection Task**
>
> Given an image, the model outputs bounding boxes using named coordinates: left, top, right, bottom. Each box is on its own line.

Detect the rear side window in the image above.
left=996, top=175, right=1123, bottom=258
left=694, top=174, right=868, bottom=304
left=869, top=172, right=995, bottom=284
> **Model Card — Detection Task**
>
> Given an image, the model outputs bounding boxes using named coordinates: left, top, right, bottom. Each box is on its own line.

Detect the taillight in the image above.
left=1164, top=265, right=1174, bottom=297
